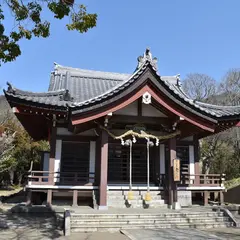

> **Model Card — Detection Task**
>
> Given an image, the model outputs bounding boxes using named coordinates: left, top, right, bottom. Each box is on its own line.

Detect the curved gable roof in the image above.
left=3, top=49, right=240, bottom=121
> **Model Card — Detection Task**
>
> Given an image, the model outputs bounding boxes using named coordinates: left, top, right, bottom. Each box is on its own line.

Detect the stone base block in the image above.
left=172, top=202, right=181, bottom=210
left=177, top=191, right=192, bottom=207
left=98, top=205, right=108, bottom=210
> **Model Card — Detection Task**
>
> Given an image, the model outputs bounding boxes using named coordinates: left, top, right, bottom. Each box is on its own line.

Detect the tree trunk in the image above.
left=18, top=173, right=23, bottom=185
left=9, top=170, right=14, bottom=185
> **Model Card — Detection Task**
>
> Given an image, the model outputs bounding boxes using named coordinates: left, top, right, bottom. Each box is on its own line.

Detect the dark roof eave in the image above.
left=4, top=91, right=68, bottom=112
left=70, top=64, right=219, bottom=124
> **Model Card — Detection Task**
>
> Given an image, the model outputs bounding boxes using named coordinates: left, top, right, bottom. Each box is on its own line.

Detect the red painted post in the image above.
left=204, top=191, right=209, bottom=206
left=194, top=136, right=200, bottom=185
left=168, top=137, right=177, bottom=207
left=98, top=129, right=108, bottom=210
left=49, top=126, right=56, bottom=185
left=72, top=190, right=78, bottom=206
left=47, top=189, right=52, bottom=205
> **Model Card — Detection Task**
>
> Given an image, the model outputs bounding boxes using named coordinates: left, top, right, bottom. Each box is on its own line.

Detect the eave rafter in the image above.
left=12, top=105, right=67, bottom=118
left=71, top=84, right=216, bottom=133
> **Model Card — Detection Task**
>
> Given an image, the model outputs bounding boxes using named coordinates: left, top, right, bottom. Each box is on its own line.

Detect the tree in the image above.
left=182, top=73, right=217, bottom=101
left=0, top=1, right=97, bottom=65
left=0, top=117, right=49, bottom=186
left=219, top=68, right=240, bottom=105
left=183, top=71, right=240, bottom=179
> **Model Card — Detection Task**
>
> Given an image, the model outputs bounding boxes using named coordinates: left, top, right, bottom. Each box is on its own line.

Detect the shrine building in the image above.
left=4, top=49, right=240, bottom=210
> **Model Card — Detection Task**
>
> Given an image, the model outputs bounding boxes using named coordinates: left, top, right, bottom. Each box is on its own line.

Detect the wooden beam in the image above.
left=110, top=115, right=170, bottom=125
left=56, top=135, right=97, bottom=142
left=151, top=100, right=177, bottom=119
left=137, top=98, right=142, bottom=116
left=11, top=104, right=66, bottom=117
left=73, top=122, right=97, bottom=134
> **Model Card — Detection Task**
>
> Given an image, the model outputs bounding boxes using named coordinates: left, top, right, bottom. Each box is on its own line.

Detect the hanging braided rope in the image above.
left=97, top=123, right=181, bottom=141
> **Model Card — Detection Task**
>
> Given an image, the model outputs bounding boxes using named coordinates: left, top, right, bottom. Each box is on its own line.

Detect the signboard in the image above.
left=173, top=159, right=180, bottom=182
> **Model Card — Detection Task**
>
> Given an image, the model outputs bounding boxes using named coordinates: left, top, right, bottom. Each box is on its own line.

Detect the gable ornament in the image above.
left=142, top=92, right=151, bottom=104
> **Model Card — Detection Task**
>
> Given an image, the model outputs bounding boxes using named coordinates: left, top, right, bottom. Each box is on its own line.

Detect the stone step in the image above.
left=107, top=191, right=162, bottom=196
left=71, top=222, right=232, bottom=233
left=107, top=195, right=163, bottom=201
left=107, top=204, right=144, bottom=208
left=71, top=217, right=229, bottom=225
left=71, top=212, right=224, bottom=219
left=107, top=199, right=165, bottom=204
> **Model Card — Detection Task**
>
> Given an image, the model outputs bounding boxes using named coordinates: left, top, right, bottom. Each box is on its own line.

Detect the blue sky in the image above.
left=1, top=0, right=240, bottom=92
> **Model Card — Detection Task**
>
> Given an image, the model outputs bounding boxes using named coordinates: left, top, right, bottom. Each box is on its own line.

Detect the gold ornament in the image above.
left=145, top=192, right=152, bottom=201
left=127, top=191, right=134, bottom=200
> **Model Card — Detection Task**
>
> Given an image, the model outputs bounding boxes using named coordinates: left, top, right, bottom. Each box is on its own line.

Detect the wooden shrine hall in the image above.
left=4, top=48, right=240, bottom=210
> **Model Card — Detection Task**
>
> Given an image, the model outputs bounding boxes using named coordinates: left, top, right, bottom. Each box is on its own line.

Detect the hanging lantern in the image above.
left=121, top=138, right=124, bottom=145
left=132, top=135, right=136, bottom=143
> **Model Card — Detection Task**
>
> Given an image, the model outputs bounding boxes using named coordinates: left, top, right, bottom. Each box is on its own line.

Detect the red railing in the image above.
left=181, top=173, right=225, bottom=187
left=157, top=173, right=225, bottom=188
left=28, top=171, right=225, bottom=188
left=28, top=171, right=95, bottom=185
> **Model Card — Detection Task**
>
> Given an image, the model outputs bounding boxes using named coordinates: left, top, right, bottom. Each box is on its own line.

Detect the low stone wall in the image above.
left=224, top=185, right=240, bottom=204
left=177, top=191, right=192, bottom=207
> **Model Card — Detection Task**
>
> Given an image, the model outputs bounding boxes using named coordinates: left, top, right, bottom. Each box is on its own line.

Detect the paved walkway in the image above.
left=122, top=228, right=240, bottom=240
left=53, top=205, right=215, bottom=214
left=1, top=205, right=240, bottom=239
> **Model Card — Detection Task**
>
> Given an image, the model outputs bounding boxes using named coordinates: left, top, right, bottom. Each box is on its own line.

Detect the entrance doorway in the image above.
left=108, top=143, right=155, bottom=184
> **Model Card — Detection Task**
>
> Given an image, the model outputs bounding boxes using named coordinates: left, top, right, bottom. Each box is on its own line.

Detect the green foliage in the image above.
left=0, top=118, right=49, bottom=186
left=67, top=5, right=97, bottom=33
left=225, top=177, right=240, bottom=190
left=0, top=1, right=97, bottom=65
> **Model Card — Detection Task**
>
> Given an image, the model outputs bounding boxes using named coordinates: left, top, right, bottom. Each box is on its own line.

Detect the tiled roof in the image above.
left=49, top=63, right=129, bottom=104
left=3, top=49, right=240, bottom=119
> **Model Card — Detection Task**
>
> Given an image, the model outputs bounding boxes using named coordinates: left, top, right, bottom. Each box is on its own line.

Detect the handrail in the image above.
left=28, top=171, right=96, bottom=185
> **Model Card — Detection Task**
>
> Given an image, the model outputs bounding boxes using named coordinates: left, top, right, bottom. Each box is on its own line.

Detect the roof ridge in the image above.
left=5, top=82, right=66, bottom=97
left=195, top=100, right=240, bottom=109
left=71, top=60, right=151, bottom=107
left=53, top=63, right=131, bottom=77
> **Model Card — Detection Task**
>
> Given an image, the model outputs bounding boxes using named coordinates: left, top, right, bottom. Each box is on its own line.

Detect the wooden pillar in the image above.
left=26, top=190, right=32, bottom=205
left=49, top=127, right=57, bottom=184
left=168, top=137, right=177, bottom=207
left=204, top=191, right=209, bottom=206
left=47, top=189, right=52, bottom=205
left=94, top=137, right=101, bottom=186
left=219, top=191, right=224, bottom=205
left=98, top=130, right=108, bottom=210
left=194, top=136, right=200, bottom=180
left=72, top=190, right=78, bottom=206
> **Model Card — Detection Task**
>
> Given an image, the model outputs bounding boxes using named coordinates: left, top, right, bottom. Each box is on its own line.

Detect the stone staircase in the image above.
left=69, top=211, right=233, bottom=233
left=107, top=190, right=166, bottom=208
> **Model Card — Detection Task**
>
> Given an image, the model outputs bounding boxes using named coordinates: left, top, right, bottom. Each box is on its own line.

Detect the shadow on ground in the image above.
left=0, top=204, right=63, bottom=240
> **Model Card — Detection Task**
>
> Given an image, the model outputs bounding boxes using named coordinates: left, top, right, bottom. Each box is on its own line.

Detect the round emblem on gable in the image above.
left=142, top=92, right=151, bottom=104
